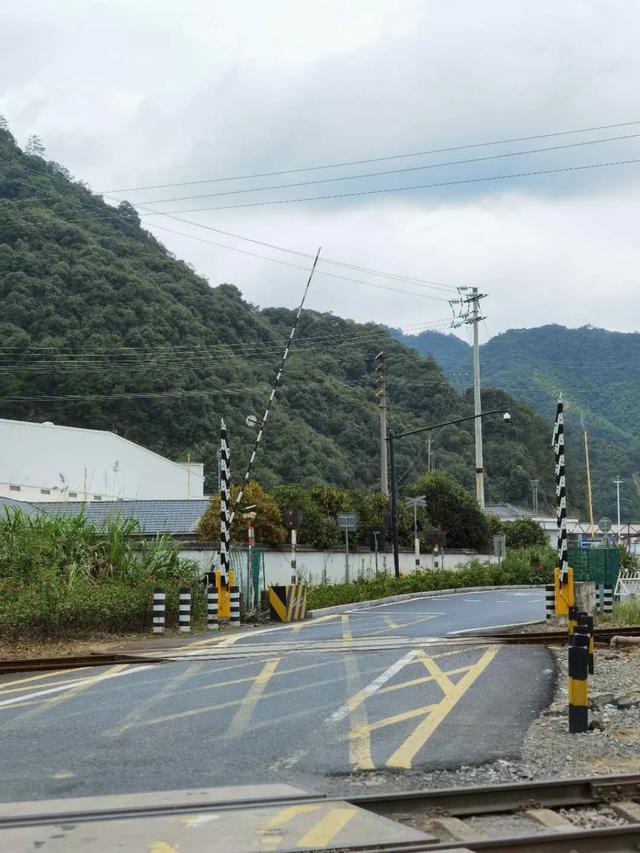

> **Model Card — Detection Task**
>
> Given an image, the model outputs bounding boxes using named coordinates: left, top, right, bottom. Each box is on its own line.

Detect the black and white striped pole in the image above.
left=230, top=585, right=240, bottom=627
left=220, top=419, right=231, bottom=580
left=603, top=586, right=614, bottom=614
left=152, top=588, right=165, bottom=635
left=207, top=588, right=218, bottom=631
left=552, top=395, right=569, bottom=587
left=178, top=588, right=191, bottom=633
left=545, top=584, right=555, bottom=620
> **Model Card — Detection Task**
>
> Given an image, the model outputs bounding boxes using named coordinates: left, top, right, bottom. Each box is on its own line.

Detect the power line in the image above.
left=142, top=156, right=640, bottom=214
left=129, top=132, right=640, bottom=206
left=100, top=118, right=640, bottom=194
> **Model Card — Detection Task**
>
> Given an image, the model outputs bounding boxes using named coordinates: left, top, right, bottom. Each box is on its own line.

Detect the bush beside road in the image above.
left=0, top=510, right=202, bottom=641
left=306, top=547, right=555, bottom=609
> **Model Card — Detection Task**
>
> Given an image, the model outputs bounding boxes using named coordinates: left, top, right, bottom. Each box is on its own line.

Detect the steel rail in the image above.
left=2, top=773, right=638, bottom=831
left=0, top=653, right=164, bottom=675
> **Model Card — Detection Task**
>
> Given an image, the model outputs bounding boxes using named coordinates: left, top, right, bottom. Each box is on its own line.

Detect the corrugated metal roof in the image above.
left=485, top=503, right=538, bottom=520
left=32, top=499, right=211, bottom=534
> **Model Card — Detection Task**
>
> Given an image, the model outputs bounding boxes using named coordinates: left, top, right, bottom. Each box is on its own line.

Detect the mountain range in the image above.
left=392, top=325, right=640, bottom=520
left=0, top=119, right=592, bottom=517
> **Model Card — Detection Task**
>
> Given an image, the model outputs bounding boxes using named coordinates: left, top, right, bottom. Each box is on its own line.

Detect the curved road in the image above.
left=0, top=588, right=553, bottom=803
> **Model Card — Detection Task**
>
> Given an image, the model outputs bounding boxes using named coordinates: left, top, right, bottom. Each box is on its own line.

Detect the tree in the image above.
left=503, top=518, right=547, bottom=549
left=408, top=471, right=491, bottom=550
left=197, top=480, right=286, bottom=546
left=25, top=135, right=46, bottom=157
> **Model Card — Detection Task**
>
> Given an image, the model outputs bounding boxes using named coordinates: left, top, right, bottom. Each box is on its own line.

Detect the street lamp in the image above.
left=405, top=496, right=427, bottom=568
left=387, top=409, right=511, bottom=578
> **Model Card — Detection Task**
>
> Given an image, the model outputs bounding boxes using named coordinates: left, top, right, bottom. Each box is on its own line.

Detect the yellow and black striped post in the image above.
left=268, top=584, right=307, bottom=622
left=567, top=605, right=578, bottom=637
left=568, top=632, right=589, bottom=733
left=577, top=613, right=594, bottom=674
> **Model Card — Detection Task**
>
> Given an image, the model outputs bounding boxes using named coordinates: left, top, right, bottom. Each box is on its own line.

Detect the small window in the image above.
left=68, top=491, right=77, bottom=498
left=94, top=494, right=102, bottom=501
left=40, top=488, right=51, bottom=495
left=9, top=484, right=20, bottom=492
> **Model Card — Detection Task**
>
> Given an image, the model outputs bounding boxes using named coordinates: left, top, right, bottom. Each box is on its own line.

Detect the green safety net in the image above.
left=568, top=547, right=620, bottom=587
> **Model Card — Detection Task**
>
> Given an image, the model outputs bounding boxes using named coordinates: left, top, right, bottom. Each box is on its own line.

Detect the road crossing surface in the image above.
left=0, top=588, right=552, bottom=803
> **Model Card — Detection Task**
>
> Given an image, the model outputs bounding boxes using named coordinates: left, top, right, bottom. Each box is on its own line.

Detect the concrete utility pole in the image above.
left=531, top=479, right=539, bottom=514
left=375, top=352, right=389, bottom=496
left=471, top=288, right=486, bottom=510
left=614, top=476, right=623, bottom=541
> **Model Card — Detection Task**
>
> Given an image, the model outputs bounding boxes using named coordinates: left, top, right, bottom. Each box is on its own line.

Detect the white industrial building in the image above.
left=0, top=418, right=204, bottom=502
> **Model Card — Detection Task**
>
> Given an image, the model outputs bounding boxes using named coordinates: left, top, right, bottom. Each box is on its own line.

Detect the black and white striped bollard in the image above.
left=207, top=588, right=219, bottom=631
left=230, top=585, right=240, bottom=627
left=603, top=586, right=614, bottom=614
left=545, top=584, right=555, bottom=620
left=178, top=588, right=191, bottom=632
left=152, top=588, right=165, bottom=635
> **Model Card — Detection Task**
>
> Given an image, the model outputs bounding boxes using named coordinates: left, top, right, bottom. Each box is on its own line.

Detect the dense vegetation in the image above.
left=0, top=121, right=580, bottom=513
left=0, top=509, right=201, bottom=639
left=394, top=326, right=640, bottom=519
left=197, top=475, right=550, bottom=553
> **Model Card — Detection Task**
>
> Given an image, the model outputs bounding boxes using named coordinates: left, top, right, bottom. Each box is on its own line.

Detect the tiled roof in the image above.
left=33, top=499, right=211, bottom=534
left=0, top=496, right=42, bottom=515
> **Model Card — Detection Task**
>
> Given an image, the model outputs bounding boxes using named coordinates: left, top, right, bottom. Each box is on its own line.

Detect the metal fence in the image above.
left=568, top=547, right=620, bottom=588
left=230, top=547, right=266, bottom=610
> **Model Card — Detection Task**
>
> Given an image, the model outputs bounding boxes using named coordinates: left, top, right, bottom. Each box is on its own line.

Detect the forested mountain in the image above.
left=0, top=122, right=583, bottom=514
left=393, top=326, right=640, bottom=519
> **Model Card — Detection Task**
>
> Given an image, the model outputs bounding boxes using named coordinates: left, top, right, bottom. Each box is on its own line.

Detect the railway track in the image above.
left=2, top=773, right=638, bottom=851
left=485, top=624, right=640, bottom=645
left=0, top=653, right=163, bottom=675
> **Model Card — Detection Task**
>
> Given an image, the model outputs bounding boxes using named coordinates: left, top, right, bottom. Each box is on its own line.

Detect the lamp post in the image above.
left=405, top=496, right=427, bottom=569
left=387, top=409, right=511, bottom=576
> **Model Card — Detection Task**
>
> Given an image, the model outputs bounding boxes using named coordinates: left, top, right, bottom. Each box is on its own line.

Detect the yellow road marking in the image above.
left=366, top=703, right=437, bottom=731
left=136, top=670, right=347, bottom=730
left=341, top=614, right=352, bottom=646
left=211, top=613, right=341, bottom=648
left=260, top=804, right=320, bottom=847
left=0, top=664, right=129, bottom=726
left=377, top=665, right=470, bottom=695
left=418, top=650, right=457, bottom=694
left=386, top=646, right=500, bottom=768
left=226, top=658, right=280, bottom=737
left=298, top=807, right=358, bottom=847
left=340, top=612, right=373, bottom=770
left=0, top=669, right=82, bottom=693
left=358, top=613, right=443, bottom=638
left=148, top=843, right=176, bottom=853
left=107, top=662, right=206, bottom=737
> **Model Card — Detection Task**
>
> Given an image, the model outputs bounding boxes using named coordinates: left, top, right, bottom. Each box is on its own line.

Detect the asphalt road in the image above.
left=0, top=588, right=553, bottom=803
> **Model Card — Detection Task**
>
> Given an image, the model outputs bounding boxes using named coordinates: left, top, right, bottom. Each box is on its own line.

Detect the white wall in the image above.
left=0, top=419, right=204, bottom=501
left=180, top=547, right=499, bottom=586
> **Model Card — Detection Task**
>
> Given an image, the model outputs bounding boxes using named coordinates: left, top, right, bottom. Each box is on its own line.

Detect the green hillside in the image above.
left=393, top=326, right=640, bottom=519
left=0, top=121, right=582, bottom=515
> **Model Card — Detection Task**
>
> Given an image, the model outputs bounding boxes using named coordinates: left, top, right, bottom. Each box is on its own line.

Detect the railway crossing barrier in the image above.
left=152, top=588, right=165, bottom=634
left=178, top=589, right=191, bottom=632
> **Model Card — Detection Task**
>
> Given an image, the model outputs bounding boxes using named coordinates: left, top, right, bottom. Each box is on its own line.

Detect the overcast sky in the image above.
left=2, top=0, right=639, bottom=341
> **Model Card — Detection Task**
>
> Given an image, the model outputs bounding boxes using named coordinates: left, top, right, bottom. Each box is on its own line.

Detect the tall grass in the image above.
left=0, top=508, right=202, bottom=640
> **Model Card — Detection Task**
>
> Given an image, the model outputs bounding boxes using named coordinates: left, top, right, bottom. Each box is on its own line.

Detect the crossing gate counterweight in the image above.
left=268, top=583, right=307, bottom=622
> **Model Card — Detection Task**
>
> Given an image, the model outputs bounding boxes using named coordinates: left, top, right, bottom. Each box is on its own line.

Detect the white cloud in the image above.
left=1, top=0, right=639, bottom=336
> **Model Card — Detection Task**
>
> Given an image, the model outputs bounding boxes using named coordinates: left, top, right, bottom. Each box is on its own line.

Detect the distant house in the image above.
left=0, top=418, right=204, bottom=503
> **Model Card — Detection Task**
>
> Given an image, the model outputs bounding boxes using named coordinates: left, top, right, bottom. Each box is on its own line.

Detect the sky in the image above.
left=1, top=0, right=639, bottom=341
